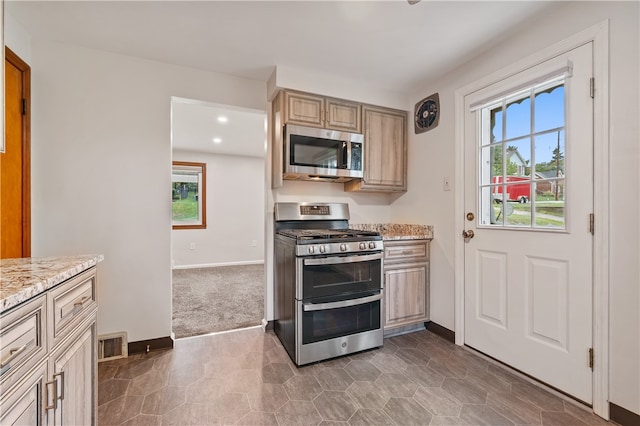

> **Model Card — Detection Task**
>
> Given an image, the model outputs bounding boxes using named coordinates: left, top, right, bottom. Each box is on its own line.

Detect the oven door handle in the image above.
left=303, top=292, right=382, bottom=312
left=303, top=252, right=382, bottom=266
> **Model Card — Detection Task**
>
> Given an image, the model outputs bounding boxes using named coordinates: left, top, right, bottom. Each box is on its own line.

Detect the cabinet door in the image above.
left=345, top=106, right=407, bottom=192
left=0, top=361, right=48, bottom=426
left=325, top=98, right=361, bottom=132
left=284, top=92, right=324, bottom=127
left=49, top=315, right=96, bottom=426
left=384, top=263, right=428, bottom=330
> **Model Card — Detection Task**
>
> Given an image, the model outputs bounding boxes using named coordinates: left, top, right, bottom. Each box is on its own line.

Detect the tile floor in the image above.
left=98, top=327, right=613, bottom=425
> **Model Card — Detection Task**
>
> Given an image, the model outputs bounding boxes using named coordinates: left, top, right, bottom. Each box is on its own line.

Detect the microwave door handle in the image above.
left=303, top=292, right=382, bottom=312
left=341, top=141, right=349, bottom=169
left=345, top=141, right=352, bottom=170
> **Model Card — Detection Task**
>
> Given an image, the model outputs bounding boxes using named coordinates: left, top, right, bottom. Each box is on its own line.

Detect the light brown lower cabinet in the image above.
left=0, top=268, right=98, bottom=425
left=383, top=240, right=430, bottom=332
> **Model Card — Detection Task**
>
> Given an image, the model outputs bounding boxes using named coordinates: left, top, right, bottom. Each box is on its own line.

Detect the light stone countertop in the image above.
left=350, top=223, right=433, bottom=240
left=0, top=254, right=104, bottom=313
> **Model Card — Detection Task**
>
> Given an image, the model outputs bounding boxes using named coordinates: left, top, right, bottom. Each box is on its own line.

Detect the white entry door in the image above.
left=463, top=43, right=594, bottom=404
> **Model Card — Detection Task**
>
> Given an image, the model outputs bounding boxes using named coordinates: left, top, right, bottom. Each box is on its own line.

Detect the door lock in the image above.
left=462, top=229, right=475, bottom=239
left=466, top=212, right=475, bottom=221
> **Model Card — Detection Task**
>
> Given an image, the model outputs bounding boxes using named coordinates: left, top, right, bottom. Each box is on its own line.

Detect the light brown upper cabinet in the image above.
left=283, top=90, right=361, bottom=133
left=345, top=105, right=407, bottom=192
left=271, top=89, right=408, bottom=192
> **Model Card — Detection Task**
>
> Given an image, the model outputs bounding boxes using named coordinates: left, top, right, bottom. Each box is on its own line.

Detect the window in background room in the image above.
left=172, top=161, right=206, bottom=229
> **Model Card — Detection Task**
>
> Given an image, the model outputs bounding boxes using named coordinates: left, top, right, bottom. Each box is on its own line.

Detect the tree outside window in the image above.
left=172, top=161, right=206, bottom=229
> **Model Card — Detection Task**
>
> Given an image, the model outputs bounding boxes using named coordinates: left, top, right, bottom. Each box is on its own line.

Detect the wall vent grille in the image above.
left=98, top=332, right=128, bottom=362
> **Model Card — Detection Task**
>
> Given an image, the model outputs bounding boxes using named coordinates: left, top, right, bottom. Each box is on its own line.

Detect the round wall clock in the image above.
left=414, top=93, right=440, bottom=134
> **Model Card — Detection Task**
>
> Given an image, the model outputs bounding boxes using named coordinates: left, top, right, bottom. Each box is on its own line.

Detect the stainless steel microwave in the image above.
left=283, top=124, right=364, bottom=182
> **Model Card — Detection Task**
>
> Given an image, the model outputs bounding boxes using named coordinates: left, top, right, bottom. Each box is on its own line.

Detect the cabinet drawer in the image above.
left=384, top=240, right=429, bottom=264
left=0, top=294, right=47, bottom=394
left=49, top=267, right=96, bottom=348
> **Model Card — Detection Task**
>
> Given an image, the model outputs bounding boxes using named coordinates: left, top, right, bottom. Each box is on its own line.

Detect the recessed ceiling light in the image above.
left=217, top=116, right=228, bottom=123
left=213, top=137, right=222, bottom=144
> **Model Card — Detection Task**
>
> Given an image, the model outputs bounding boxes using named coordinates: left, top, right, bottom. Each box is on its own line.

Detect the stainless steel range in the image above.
left=273, top=202, right=384, bottom=366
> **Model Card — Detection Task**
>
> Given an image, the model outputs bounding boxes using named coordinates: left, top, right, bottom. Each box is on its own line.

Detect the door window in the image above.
left=478, top=78, right=566, bottom=229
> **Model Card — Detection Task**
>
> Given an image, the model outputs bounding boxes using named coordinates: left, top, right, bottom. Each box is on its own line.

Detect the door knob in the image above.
left=462, top=229, right=475, bottom=239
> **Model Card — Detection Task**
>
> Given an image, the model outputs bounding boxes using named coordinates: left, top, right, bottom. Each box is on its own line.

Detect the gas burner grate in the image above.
left=278, top=229, right=380, bottom=241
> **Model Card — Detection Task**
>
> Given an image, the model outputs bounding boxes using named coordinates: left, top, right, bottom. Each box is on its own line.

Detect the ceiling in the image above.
left=6, top=0, right=561, bottom=156
left=171, top=98, right=267, bottom=158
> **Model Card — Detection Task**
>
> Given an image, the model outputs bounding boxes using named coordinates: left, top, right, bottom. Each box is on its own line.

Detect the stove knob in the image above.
left=319, top=245, right=326, bottom=253
left=340, top=243, right=347, bottom=252
left=368, top=242, right=377, bottom=250
left=359, top=242, right=367, bottom=250
left=308, top=246, right=315, bottom=254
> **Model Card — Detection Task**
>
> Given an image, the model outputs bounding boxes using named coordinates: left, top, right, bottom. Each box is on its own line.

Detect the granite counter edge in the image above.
left=1, top=254, right=104, bottom=313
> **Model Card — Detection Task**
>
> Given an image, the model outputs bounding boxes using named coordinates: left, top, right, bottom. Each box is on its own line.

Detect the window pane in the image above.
left=501, top=180, right=531, bottom=204
left=534, top=130, right=564, bottom=179
left=480, top=145, right=500, bottom=185
left=533, top=180, right=565, bottom=228
left=479, top=185, right=503, bottom=226
left=172, top=173, right=200, bottom=222
left=505, top=137, right=531, bottom=177
left=505, top=95, right=530, bottom=140
left=504, top=189, right=531, bottom=227
left=172, top=162, right=206, bottom=229
left=490, top=107, right=503, bottom=143
left=534, top=84, right=564, bottom=132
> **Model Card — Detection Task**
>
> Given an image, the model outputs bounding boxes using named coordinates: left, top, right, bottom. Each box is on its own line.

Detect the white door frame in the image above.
left=453, top=21, right=610, bottom=419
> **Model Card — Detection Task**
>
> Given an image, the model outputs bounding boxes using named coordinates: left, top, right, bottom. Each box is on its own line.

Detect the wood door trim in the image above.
left=5, top=47, right=31, bottom=256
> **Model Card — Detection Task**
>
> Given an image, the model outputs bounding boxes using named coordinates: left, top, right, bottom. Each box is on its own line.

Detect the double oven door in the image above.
left=295, top=251, right=383, bottom=365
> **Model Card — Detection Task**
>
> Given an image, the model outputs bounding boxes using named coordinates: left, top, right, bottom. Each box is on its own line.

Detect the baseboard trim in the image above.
left=384, top=323, right=426, bottom=338
left=128, top=336, right=174, bottom=355
left=262, top=319, right=273, bottom=331
left=610, top=402, right=640, bottom=426
left=172, top=260, right=264, bottom=270
left=425, top=321, right=455, bottom=343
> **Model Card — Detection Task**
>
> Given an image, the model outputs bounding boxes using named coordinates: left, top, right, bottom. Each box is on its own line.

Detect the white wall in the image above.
left=26, top=39, right=267, bottom=342
left=172, top=150, right=265, bottom=268
left=4, top=12, right=31, bottom=63
left=390, top=1, right=639, bottom=415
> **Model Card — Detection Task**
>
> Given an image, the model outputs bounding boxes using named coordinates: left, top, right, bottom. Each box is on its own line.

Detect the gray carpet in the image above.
left=172, top=264, right=264, bottom=339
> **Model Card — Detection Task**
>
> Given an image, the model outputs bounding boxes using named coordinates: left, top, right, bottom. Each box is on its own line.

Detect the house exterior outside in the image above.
left=4, top=1, right=639, bottom=421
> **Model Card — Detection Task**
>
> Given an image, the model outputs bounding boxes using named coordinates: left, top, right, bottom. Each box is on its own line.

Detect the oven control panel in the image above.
left=300, top=205, right=330, bottom=216
left=296, top=240, right=383, bottom=257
